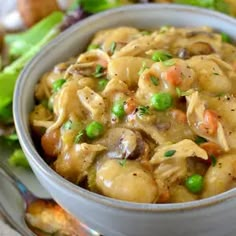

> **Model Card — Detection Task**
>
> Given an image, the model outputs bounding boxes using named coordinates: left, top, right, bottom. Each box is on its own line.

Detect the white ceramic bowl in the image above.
left=14, top=4, right=236, bottom=236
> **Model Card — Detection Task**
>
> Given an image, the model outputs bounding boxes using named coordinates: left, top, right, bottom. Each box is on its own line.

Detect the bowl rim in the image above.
left=14, top=3, right=236, bottom=212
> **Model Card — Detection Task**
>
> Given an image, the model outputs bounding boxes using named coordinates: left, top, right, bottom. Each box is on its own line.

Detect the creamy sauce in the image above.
left=30, top=26, right=236, bottom=203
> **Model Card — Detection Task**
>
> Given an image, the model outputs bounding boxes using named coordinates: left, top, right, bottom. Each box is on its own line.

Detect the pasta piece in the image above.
left=136, top=59, right=195, bottom=100
left=188, top=55, right=232, bottom=94
left=54, top=143, right=106, bottom=183
left=202, top=153, right=236, bottom=198
left=206, top=95, right=236, bottom=149
left=113, top=35, right=157, bottom=58
left=96, top=159, right=159, bottom=203
left=108, top=56, right=153, bottom=88
left=102, top=78, right=129, bottom=97
left=77, top=86, right=106, bottom=123
left=91, top=27, right=140, bottom=53
left=170, top=185, right=198, bottom=203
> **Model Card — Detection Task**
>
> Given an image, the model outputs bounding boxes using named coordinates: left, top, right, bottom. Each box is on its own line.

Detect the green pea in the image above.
left=221, top=32, right=231, bottom=43
left=98, top=79, right=108, bottom=91
left=152, top=50, right=172, bottom=62
left=52, top=79, right=66, bottom=92
left=151, top=92, right=173, bottom=111
left=87, top=44, right=99, bottom=51
left=86, top=121, right=104, bottom=139
left=112, top=101, right=125, bottom=118
left=185, top=174, right=204, bottom=194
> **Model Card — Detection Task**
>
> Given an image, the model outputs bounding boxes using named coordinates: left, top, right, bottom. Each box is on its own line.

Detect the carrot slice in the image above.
left=124, top=97, right=137, bottom=114
left=200, top=142, right=223, bottom=157
left=170, top=109, right=187, bottom=123
left=199, top=109, right=218, bottom=135
left=165, top=65, right=182, bottom=86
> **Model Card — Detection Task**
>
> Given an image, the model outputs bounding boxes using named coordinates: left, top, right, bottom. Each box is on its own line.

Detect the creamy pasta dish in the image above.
left=30, top=26, right=236, bottom=203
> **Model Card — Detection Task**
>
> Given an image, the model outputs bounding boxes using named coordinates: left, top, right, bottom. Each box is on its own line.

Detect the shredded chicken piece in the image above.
left=48, top=80, right=85, bottom=131
left=77, top=86, right=106, bottom=123
left=186, top=91, right=229, bottom=151
left=151, top=139, right=208, bottom=185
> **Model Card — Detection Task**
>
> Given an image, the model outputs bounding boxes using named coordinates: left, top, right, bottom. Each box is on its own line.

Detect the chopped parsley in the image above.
left=216, top=92, right=226, bottom=97
left=176, top=87, right=192, bottom=97
left=221, top=32, right=231, bottom=43
left=94, top=64, right=105, bottom=78
left=137, top=105, right=150, bottom=116
left=152, top=50, right=173, bottom=62
left=164, top=150, right=176, bottom=157
left=63, top=120, right=73, bottom=130
left=110, top=41, right=117, bottom=55
left=74, top=130, right=85, bottom=143
left=119, top=159, right=127, bottom=167
left=87, top=44, right=99, bottom=51
left=195, top=136, right=207, bottom=145
left=210, top=154, right=217, bottom=167
left=150, top=75, right=159, bottom=86
left=213, top=72, right=220, bottom=76
left=138, top=62, right=148, bottom=75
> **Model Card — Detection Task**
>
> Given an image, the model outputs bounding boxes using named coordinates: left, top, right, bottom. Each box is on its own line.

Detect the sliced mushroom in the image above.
left=64, top=49, right=110, bottom=79
left=188, top=42, right=214, bottom=56
left=177, top=48, right=190, bottom=59
left=96, top=128, right=137, bottom=159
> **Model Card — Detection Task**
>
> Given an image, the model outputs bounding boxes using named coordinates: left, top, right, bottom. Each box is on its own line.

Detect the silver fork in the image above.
left=0, top=161, right=101, bottom=236
left=0, top=161, right=35, bottom=236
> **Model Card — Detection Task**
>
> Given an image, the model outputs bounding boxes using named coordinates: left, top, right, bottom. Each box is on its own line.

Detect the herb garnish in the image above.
left=137, top=105, right=150, bottom=116
left=119, top=159, right=127, bottom=167
left=152, top=50, right=172, bottom=62
left=110, top=42, right=117, bottom=55
left=164, top=150, right=176, bottom=157
left=210, top=154, right=217, bottom=167
left=74, top=130, right=85, bottom=143
left=176, top=87, right=192, bottom=97
left=195, top=136, right=207, bottom=145
left=94, top=64, right=105, bottom=78
left=150, top=75, right=159, bottom=86
left=138, top=62, right=148, bottom=75
left=63, top=120, right=73, bottom=130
